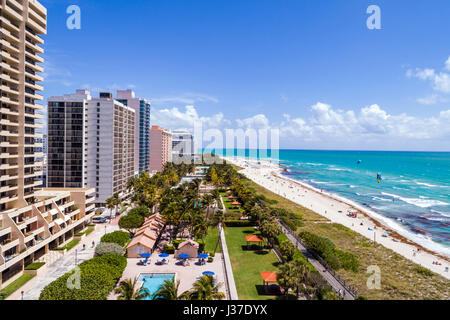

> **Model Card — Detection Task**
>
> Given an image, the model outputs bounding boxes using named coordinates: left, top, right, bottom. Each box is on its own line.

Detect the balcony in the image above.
left=26, top=17, right=46, bottom=36
left=0, top=16, right=20, bottom=33
left=0, top=39, right=20, bottom=55
left=0, top=226, right=12, bottom=238
left=1, top=238, right=19, bottom=252
left=3, top=2, right=22, bottom=21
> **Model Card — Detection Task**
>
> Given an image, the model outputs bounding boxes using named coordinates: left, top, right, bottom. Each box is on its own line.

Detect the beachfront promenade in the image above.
left=279, top=222, right=355, bottom=300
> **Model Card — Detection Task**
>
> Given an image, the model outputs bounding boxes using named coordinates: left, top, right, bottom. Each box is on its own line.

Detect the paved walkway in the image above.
left=12, top=223, right=118, bottom=300
left=280, top=223, right=354, bottom=300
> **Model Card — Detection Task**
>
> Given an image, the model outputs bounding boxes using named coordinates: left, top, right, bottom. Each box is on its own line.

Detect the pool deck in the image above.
left=109, top=254, right=227, bottom=299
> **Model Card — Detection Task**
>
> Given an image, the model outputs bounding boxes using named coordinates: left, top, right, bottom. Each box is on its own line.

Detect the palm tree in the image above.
left=183, top=274, right=226, bottom=300
left=106, top=193, right=119, bottom=220
left=152, top=279, right=183, bottom=300
left=114, top=277, right=150, bottom=300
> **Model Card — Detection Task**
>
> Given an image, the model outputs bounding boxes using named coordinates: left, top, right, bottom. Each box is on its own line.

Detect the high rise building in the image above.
left=47, top=90, right=135, bottom=205
left=149, top=126, right=172, bottom=173
left=116, top=90, right=151, bottom=174
left=0, top=0, right=95, bottom=289
left=172, top=130, right=195, bottom=163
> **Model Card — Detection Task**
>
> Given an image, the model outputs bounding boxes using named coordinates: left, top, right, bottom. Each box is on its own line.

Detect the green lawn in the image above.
left=202, top=226, right=222, bottom=254
left=225, top=226, right=281, bottom=300
left=0, top=274, right=35, bottom=300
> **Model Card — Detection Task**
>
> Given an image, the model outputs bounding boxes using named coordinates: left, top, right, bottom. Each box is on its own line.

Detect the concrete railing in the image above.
left=218, top=224, right=239, bottom=300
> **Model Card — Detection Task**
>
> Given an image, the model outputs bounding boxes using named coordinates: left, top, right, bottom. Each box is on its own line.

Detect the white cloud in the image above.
left=151, top=105, right=230, bottom=132
left=151, top=93, right=219, bottom=105
left=234, top=102, right=450, bottom=149
left=236, top=114, right=270, bottom=130
left=407, top=57, right=450, bottom=95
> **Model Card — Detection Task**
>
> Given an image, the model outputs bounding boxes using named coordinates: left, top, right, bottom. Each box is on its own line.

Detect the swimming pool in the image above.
left=138, top=273, right=175, bottom=300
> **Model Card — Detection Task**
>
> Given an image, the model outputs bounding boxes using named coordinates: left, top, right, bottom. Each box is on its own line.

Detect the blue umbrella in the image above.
left=179, top=253, right=190, bottom=259
left=198, top=253, right=209, bottom=258
left=202, top=271, right=215, bottom=276
left=159, top=253, right=169, bottom=258
left=140, top=253, right=151, bottom=258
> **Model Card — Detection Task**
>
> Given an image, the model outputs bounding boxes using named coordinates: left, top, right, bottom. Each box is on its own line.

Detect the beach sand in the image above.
left=223, top=156, right=450, bottom=280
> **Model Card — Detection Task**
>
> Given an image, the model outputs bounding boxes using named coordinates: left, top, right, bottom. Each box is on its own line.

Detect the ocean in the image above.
left=214, top=149, right=450, bottom=256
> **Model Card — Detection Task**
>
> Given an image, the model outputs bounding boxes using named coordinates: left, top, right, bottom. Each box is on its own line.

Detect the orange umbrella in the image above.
left=226, top=190, right=232, bottom=194
left=228, top=195, right=237, bottom=199
left=261, top=272, right=277, bottom=283
left=231, top=201, right=241, bottom=206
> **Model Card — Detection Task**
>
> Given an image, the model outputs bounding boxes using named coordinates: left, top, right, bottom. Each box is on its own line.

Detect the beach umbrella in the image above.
left=179, top=253, right=190, bottom=259
left=140, top=253, right=151, bottom=258
left=198, top=253, right=209, bottom=258
left=159, top=253, right=169, bottom=258
left=202, top=271, right=215, bottom=276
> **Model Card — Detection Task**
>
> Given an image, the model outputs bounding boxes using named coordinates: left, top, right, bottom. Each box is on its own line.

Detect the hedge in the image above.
left=299, top=231, right=359, bottom=272
left=39, top=254, right=127, bottom=300
left=224, top=220, right=255, bottom=227
left=101, top=231, right=130, bottom=247
left=24, top=262, right=45, bottom=270
left=0, top=275, right=35, bottom=300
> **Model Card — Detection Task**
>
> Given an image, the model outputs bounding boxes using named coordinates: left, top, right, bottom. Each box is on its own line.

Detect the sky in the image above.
left=40, top=0, right=450, bottom=151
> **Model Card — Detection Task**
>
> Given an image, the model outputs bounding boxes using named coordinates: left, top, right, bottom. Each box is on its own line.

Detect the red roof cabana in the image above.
left=260, top=272, right=278, bottom=284
left=246, top=235, right=263, bottom=243
left=228, top=195, right=237, bottom=199
left=226, top=190, right=232, bottom=194
left=231, top=201, right=241, bottom=206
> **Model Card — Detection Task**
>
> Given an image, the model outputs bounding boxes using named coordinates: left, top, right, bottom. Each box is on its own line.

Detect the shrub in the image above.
left=95, top=242, right=125, bottom=256
left=39, top=254, right=127, bottom=300
left=207, top=257, right=214, bottom=263
left=128, top=206, right=150, bottom=218
left=171, top=239, right=184, bottom=249
left=101, top=231, right=130, bottom=247
left=275, top=233, right=288, bottom=245
left=299, top=231, right=359, bottom=272
left=163, top=244, right=175, bottom=254
left=24, top=262, right=45, bottom=270
left=416, top=266, right=434, bottom=277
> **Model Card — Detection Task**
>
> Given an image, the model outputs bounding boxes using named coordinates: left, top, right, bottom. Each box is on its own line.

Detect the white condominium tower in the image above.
left=0, top=0, right=96, bottom=289
left=47, top=91, right=135, bottom=206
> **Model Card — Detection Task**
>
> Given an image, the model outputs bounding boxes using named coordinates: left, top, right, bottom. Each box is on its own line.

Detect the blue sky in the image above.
left=41, top=0, right=450, bottom=150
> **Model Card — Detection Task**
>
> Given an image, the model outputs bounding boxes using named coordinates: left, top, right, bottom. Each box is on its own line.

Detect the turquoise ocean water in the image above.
left=211, top=149, right=450, bottom=255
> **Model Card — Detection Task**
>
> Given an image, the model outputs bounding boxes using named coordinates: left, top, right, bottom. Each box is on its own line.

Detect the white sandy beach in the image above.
left=223, top=156, right=450, bottom=280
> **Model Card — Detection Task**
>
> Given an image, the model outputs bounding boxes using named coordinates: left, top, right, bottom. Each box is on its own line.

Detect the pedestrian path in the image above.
left=280, top=224, right=354, bottom=300
left=13, top=224, right=118, bottom=300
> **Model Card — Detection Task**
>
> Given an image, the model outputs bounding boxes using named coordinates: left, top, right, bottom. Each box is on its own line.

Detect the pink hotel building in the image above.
left=149, top=126, right=172, bottom=173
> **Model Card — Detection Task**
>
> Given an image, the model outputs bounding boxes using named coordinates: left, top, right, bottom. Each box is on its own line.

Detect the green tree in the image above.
left=118, top=214, right=144, bottom=234
left=152, top=279, right=183, bottom=300
left=259, top=220, right=281, bottom=247
left=183, top=274, right=226, bottom=300
left=114, top=277, right=150, bottom=300
left=279, top=240, right=296, bottom=261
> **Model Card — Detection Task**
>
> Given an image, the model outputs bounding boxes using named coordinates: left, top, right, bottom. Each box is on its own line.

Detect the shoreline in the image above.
left=223, top=156, right=450, bottom=280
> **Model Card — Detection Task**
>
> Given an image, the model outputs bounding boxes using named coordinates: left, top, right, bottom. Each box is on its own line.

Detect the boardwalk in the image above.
left=280, top=223, right=355, bottom=300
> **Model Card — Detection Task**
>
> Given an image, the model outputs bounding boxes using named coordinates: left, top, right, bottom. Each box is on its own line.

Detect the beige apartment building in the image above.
left=149, top=125, right=172, bottom=173
left=0, top=0, right=96, bottom=289
left=47, top=91, right=136, bottom=206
